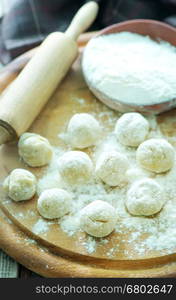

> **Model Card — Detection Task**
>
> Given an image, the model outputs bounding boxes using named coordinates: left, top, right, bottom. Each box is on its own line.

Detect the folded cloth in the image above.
left=0, top=0, right=86, bottom=64
left=0, top=0, right=176, bottom=64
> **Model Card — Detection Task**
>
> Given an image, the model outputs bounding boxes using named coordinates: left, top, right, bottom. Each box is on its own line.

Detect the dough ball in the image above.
left=126, top=178, right=165, bottom=216
left=37, top=188, right=71, bottom=219
left=67, top=113, right=101, bottom=149
left=115, top=112, right=149, bottom=147
left=57, top=151, right=93, bottom=185
left=18, top=132, right=53, bottom=167
left=136, top=138, right=175, bottom=173
left=80, top=200, right=117, bottom=237
left=95, top=151, right=129, bottom=186
left=3, top=168, right=37, bottom=201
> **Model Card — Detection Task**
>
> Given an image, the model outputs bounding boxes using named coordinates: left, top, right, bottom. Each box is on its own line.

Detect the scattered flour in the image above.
left=82, top=32, right=176, bottom=105
left=32, top=218, right=50, bottom=235
left=25, top=112, right=176, bottom=257
left=24, top=237, right=37, bottom=245
left=72, top=97, right=86, bottom=105
left=80, top=236, right=109, bottom=254
left=82, top=236, right=97, bottom=254
left=37, top=149, right=65, bottom=196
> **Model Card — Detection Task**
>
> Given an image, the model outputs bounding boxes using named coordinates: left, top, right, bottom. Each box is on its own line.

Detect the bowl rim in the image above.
left=82, top=19, right=176, bottom=114
left=95, top=18, right=176, bottom=37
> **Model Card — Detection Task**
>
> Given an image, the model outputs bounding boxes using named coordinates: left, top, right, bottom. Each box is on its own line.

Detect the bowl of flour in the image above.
left=82, top=19, right=176, bottom=114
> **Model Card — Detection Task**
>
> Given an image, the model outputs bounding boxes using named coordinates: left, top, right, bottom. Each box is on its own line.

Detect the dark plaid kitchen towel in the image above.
left=0, top=250, right=18, bottom=278
left=0, top=0, right=176, bottom=64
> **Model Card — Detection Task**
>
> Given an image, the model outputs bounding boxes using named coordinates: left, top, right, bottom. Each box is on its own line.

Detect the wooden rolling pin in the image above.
left=0, top=1, right=99, bottom=144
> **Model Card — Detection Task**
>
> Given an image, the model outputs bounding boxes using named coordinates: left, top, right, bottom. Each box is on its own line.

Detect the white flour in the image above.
left=32, top=218, right=50, bottom=234
left=82, top=32, right=176, bottom=105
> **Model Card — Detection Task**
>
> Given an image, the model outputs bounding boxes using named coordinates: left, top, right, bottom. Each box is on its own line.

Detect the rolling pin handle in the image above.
left=65, top=1, right=99, bottom=41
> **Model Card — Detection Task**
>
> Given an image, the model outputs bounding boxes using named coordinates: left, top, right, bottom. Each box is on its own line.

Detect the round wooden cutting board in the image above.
left=0, top=33, right=176, bottom=278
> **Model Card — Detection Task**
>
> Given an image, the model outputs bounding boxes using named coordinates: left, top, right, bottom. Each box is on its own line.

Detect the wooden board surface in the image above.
left=0, top=33, right=176, bottom=277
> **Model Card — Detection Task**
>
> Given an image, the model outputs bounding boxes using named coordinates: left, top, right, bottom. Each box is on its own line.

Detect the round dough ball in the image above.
left=95, top=151, right=129, bottom=186
left=3, top=168, right=36, bottom=201
left=18, top=132, right=53, bottom=167
left=80, top=200, right=117, bottom=237
left=67, top=113, right=102, bottom=149
left=57, top=151, right=93, bottom=185
left=126, top=178, right=165, bottom=216
left=37, top=188, right=71, bottom=219
left=136, top=138, right=175, bottom=173
left=115, top=112, right=149, bottom=147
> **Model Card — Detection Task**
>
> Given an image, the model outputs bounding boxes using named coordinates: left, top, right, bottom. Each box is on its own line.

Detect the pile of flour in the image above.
left=82, top=32, right=176, bottom=105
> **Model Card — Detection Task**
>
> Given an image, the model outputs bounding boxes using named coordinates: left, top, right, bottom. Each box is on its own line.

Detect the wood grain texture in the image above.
left=0, top=33, right=176, bottom=277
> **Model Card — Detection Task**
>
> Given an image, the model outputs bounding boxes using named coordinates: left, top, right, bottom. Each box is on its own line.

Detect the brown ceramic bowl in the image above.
left=83, top=19, right=176, bottom=114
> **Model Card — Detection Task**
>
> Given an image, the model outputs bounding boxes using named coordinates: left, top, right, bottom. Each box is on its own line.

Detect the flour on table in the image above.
left=32, top=218, right=50, bottom=235
left=72, top=97, right=86, bottom=105
left=37, top=149, right=65, bottom=196
left=33, top=112, right=176, bottom=257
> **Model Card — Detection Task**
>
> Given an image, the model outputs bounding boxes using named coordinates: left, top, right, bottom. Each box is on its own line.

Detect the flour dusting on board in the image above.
left=32, top=218, right=50, bottom=235
left=35, top=111, right=176, bottom=257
